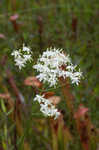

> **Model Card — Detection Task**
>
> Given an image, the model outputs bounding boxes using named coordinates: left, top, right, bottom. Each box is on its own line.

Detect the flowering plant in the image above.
left=11, top=46, right=82, bottom=119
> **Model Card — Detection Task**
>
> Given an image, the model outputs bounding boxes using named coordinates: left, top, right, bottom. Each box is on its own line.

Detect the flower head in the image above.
left=11, top=44, right=32, bottom=69
left=34, top=94, right=60, bottom=119
left=33, top=47, right=82, bottom=86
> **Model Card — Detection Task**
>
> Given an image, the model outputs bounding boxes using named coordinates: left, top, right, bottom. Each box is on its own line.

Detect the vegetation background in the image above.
left=0, top=0, right=99, bottom=150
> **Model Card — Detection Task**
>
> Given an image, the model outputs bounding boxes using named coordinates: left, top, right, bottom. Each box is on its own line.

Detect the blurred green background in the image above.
left=0, top=0, right=99, bottom=150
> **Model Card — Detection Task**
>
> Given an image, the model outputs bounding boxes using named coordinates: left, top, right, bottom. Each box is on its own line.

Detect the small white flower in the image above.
left=33, top=47, right=82, bottom=86
left=15, top=57, right=25, bottom=70
left=23, top=54, right=32, bottom=61
left=11, top=50, right=20, bottom=58
left=34, top=94, right=60, bottom=119
left=23, top=44, right=31, bottom=53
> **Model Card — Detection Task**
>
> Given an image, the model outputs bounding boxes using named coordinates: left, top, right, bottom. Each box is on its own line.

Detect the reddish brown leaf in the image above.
left=10, top=14, right=19, bottom=21
left=74, top=104, right=90, bottom=150
left=48, top=96, right=61, bottom=105
left=0, top=33, right=6, bottom=39
left=24, top=76, right=42, bottom=88
left=74, top=104, right=89, bottom=119
left=43, top=92, right=55, bottom=99
left=0, top=93, right=10, bottom=99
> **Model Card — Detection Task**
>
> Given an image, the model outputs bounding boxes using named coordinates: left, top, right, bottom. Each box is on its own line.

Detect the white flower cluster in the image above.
left=33, top=47, right=82, bottom=87
left=34, top=94, right=60, bottom=119
left=11, top=44, right=32, bottom=69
